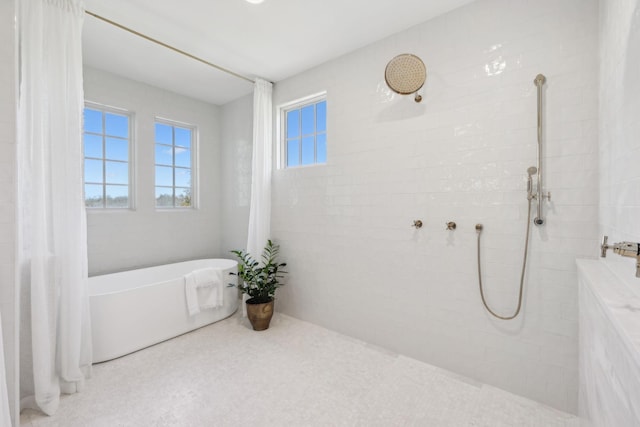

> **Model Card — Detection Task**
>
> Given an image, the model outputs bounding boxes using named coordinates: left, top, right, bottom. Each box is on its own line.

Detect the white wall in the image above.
left=265, top=0, right=598, bottom=413
left=598, top=0, right=640, bottom=287
left=220, top=94, right=253, bottom=254
left=0, top=0, right=18, bottom=424
left=84, top=67, right=223, bottom=275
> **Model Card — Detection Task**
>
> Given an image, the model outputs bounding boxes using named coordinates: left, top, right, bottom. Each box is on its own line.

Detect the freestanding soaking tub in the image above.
left=89, top=259, right=238, bottom=363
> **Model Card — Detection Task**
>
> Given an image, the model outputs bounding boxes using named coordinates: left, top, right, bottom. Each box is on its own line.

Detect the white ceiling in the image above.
left=83, top=0, right=475, bottom=106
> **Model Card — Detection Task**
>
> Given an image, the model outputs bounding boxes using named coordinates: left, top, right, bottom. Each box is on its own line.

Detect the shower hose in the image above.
left=476, top=197, right=533, bottom=320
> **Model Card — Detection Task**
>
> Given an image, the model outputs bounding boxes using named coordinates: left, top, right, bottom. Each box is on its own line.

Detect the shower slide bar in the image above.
left=85, top=10, right=259, bottom=85
left=533, top=74, right=550, bottom=225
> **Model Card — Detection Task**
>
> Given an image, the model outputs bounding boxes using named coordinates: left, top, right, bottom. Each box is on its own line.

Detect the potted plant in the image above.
left=230, top=240, right=287, bottom=331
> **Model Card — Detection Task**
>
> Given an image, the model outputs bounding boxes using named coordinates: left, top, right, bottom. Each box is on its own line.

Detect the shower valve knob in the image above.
left=601, top=236, right=609, bottom=258
left=446, top=221, right=457, bottom=231
left=412, top=220, right=423, bottom=229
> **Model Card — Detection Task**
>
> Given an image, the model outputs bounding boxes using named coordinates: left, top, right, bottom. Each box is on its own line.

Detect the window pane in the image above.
left=287, top=139, right=300, bottom=167
left=105, top=185, right=128, bottom=208
left=105, top=161, right=128, bottom=185
left=155, top=187, right=173, bottom=207
left=105, top=137, right=128, bottom=161
left=155, top=123, right=172, bottom=144
left=174, top=127, right=191, bottom=148
left=84, top=108, right=102, bottom=134
left=155, top=166, right=173, bottom=187
left=84, top=106, right=132, bottom=209
left=175, top=188, right=192, bottom=207
left=301, top=136, right=315, bottom=165
left=317, top=133, right=327, bottom=163
left=301, top=105, right=314, bottom=135
left=85, top=184, right=103, bottom=207
left=155, top=144, right=173, bottom=166
left=316, top=101, right=326, bottom=132
left=84, top=134, right=102, bottom=158
left=174, top=147, right=191, bottom=168
left=154, top=121, right=195, bottom=208
left=84, top=159, right=103, bottom=183
left=175, top=168, right=191, bottom=187
left=287, top=110, right=300, bottom=138
left=105, top=113, right=128, bottom=138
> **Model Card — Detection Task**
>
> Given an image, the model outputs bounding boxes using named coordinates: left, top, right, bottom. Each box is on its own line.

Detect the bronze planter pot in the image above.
left=246, top=298, right=274, bottom=331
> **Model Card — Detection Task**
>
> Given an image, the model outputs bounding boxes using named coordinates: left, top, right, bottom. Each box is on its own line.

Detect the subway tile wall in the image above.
left=598, top=0, right=640, bottom=292
left=268, top=0, right=599, bottom=413
left=0, top=0, right=17, bottom=424
left=221, top=95, right=253, bottom=255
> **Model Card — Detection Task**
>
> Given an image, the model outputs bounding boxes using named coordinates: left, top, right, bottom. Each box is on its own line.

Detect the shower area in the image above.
left=259, top=0, right=600, bottom=414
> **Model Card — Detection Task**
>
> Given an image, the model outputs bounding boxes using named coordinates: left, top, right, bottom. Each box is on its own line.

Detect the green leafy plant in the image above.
left=230, top=240, right=287, bottom=304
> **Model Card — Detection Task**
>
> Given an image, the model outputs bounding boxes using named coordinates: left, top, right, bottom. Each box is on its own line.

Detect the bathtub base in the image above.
left=90, top=259, right=239, bottom=363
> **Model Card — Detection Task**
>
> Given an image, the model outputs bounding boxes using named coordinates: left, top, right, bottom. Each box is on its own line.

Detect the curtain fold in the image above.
left=246, top=78, right=273, bottom=257
left=18, top=0, right=91, bottom=416
left=0, top=311, right=11, bottom=426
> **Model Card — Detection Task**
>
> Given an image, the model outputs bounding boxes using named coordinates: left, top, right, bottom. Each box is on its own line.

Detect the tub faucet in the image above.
left=601, top=235, right=640, bottom=278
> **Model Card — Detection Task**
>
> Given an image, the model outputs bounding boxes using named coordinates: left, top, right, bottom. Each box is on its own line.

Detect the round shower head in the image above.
left=385, top=54, right=427, bottom=101
left=527, top=166, right=538, bottom=175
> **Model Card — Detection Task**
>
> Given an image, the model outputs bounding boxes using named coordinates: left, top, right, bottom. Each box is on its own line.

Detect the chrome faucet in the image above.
left=601, top=236, right=640, bottom=278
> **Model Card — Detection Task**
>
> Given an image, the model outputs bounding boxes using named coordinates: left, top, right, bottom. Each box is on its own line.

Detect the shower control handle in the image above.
left=601, top=235, right=609, bottom=258
left=601, top=236, right=640, bottom=278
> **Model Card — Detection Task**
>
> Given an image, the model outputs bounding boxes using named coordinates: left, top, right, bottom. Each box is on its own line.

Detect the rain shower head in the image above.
left=384, top=53, right=426, bottom=102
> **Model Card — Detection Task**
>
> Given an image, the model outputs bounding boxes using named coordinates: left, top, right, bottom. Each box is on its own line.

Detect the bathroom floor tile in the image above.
left=20, top=311, right=578, bottom=426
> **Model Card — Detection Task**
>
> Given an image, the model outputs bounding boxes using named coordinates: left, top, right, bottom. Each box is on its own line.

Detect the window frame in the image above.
left=154, top=117, right=198, bottom=210
left=278, top=92, right=327, bottom=169
left=83, top=102, right=135, bottom=211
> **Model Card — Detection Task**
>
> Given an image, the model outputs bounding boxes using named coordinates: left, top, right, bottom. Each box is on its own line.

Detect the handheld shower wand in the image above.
left=475, top=75, right=549, bottom=321
left=527, top=166, right=537, bottom=197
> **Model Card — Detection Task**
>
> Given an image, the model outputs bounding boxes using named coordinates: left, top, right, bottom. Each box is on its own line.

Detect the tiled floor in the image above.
left=21, top=311, right=579, bottom=426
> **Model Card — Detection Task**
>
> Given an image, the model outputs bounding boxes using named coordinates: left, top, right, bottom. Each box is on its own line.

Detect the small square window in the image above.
left=281, top=94, right=327, bottom=168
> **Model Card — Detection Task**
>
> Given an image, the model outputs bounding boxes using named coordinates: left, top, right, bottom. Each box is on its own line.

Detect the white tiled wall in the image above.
left=221, top=94, right=253, bottom=254
left=598, top=0, right=640, bottom=290
left=83, top=67, right=224, bottom=275
left=0, top=0, right=17, bottom=424
left=266, top=0, right=598, bottom=413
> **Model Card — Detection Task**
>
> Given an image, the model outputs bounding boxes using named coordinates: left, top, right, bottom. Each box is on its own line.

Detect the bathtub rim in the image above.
left=88, top=258, right=238, bottom=297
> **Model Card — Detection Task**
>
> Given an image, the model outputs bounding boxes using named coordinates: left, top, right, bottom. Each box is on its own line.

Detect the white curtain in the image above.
left=18, top=0, right=91, bottom=416
left=246, top=78, right=273, bottom=257
left=0, top=312, right=11, bottom=427
left=243, top=79, right=273, bottom=314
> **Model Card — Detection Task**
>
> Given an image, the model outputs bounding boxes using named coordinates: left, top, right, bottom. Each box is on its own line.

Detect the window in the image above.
left=154, top=120, right=195, bottom=208
left=281, top=94, right=326, bottom=168
left=83, top=105, right=132, bottom=209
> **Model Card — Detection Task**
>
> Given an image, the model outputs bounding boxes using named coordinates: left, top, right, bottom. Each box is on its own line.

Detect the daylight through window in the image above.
left=83, top=105, right=132, bottom=209
left=155, top=121, right=195, bottom=208
left=282, top=95, right=326, bottom=168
